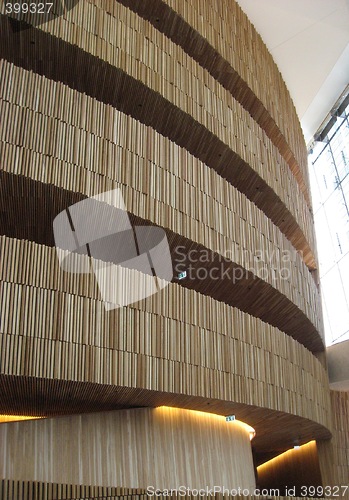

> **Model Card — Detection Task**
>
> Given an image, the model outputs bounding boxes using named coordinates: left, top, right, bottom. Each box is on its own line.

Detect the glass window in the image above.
left=309, top=101, right=349, bottom=345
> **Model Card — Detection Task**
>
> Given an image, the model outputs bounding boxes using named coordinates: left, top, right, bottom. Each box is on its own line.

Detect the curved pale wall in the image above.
left=0, top=407, right=256, bottom=489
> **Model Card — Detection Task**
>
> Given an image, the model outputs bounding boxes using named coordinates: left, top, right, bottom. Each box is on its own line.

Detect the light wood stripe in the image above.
left=157, top=0, right=309, bottom=190
left=0, top=59, right=324, bottom=345
left=0, top=11, right=317, bottom=270
left=115, top=0, right=311, bottom=207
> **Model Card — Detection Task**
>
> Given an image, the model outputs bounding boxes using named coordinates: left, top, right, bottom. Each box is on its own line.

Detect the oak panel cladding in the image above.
left=116, top=0, right=310, bottom=206
left=0, top=170, right=325, bottom=352
left=0, top=236, right=332, bottom=435
left=0, top=408, right=256, bottom=488
left=0, top=61, right=324, bottom=350
left=257, top=441, right=322, bottom=496
left=0, top=0, right=332, bottom=483
left=323, top=392, right=349, bottom=487
left=0, top=479, right=320, bottom=500
left=0, top=7, right=318, bottom=270
left=155, top=0, right=309, bottom=190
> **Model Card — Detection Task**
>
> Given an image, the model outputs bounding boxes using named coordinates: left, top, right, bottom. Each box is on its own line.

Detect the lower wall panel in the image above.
left=0, top=407, right=256, bottom=490
left=0, top=479, right=322, bottom=500
left=318, top=391, right=349, bottom=491
left=257, top=441, right=322, bottom=496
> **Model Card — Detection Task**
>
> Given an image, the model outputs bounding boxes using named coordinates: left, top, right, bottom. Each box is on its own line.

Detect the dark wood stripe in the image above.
left=115, top=0, right=311, bottom=207
left=0, top=170, right=324, bottom=352
left=0, top=14, right=316, bottom=270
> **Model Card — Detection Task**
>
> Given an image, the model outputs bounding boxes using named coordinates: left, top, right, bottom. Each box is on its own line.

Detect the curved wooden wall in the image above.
left=0, top=0, right=332, bottom=485
left=317, top=391, right=349, bottom=490
left=116, top=0, right=310, bottom=213
left=0, top=235, right=332, bottom=449
left=0, top=5, right=317, bottom=271
left=257, top=441, right=322, bottom=496
left=0, top=407, right=256, bottom=488
left=0, top=61, right=324, bottom=350
left=149, top=0, right=310, bottom=193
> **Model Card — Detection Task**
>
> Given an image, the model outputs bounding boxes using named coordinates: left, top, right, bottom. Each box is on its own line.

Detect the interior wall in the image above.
left=0, top=407, right=256, bottom=490
left=257, top=441, right=322, bottom=496
left=318, top=391, right=349, bottom=492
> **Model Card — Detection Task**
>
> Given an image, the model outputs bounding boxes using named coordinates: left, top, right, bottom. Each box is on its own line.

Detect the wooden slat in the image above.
left=0, top=59, right=324, bottom=348
left=116, top=0, right=311, bottom=209
left=0, top=235, right=332, bottom=453
left=0, top=408, right=256, bottom=489
left=0, top=0, right=340, bottom=491
left=0, top=11, right=317, bottom=270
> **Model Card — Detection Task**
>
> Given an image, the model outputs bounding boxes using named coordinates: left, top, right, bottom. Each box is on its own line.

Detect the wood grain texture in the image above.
left=0, top=479, right=319, bottom=500
left=0, top=60, right=325, bottom=350
left=0, top=480, right=148, bottom=500
left=317, top=391, right=349, bottom=492
left=0, top=173, right=325, bottom=352
left=116, top=0, right=311, bottom=208
left=0, top=407, right=256, bottom=489
left=156, top=0, right=310, bottom=193
left=0, top=0, right=335, bottom=490
left=0, top=235, right=332, bottom=451
left=0, top=8, right=317, bottom=270
left=257, top=441, right=322, bottom=496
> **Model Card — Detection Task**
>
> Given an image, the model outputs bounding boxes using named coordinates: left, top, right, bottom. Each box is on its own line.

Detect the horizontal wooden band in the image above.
left=116, top=0, right=310, bottom=206
left=0, top=172, right=324, bottom=351
left=0, top=371, right=331, bottom=455
left=0, top=407, right=256, bottom=489
left=0, top=58, right=322, bottom=340
left=0, top=473, right=328, bottom=500
left=0, top=478, right=141, bottom=500
left=0, top=15, right=317, bottom=269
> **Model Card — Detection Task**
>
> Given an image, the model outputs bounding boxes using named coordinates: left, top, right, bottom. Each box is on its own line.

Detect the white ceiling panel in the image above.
left=237, top=0, right=349, bottom=145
